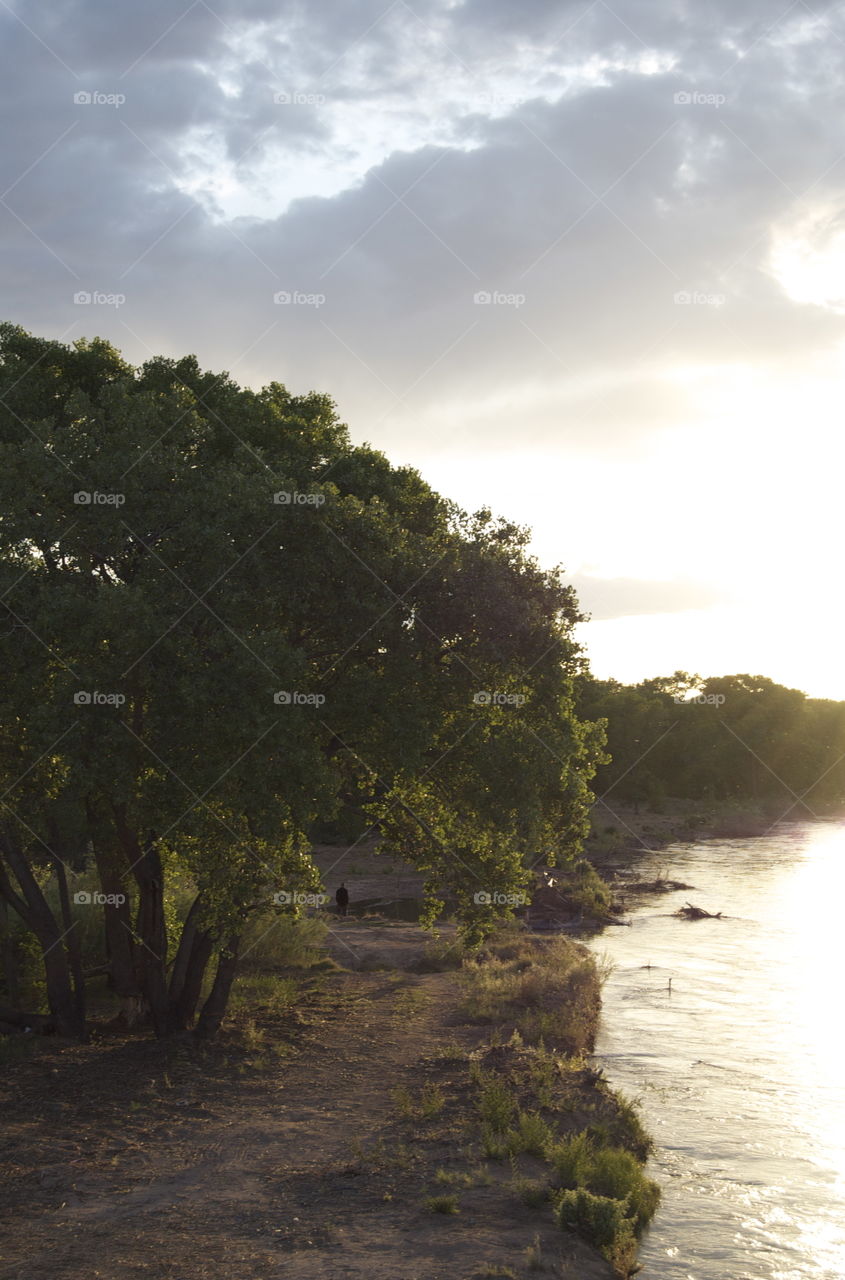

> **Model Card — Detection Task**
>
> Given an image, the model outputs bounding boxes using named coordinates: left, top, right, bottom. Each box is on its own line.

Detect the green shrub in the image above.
left=557, top=1186, right=634, bottom=1259
left=425, top=1194, right=460, bottom=1214
left=588, top=1146, right=661, bottom=1233
left=477, top=1075, right=516, bottom=1131
left=514, top=1110, right=554, bottom=1159
left=480, top=1123, right=509, bottom=1160
left=550, top=1131, right=593, bottom=1188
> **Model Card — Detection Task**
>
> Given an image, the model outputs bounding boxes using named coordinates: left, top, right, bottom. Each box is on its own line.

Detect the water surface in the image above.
left=589, top=821, right=845, bottom=1280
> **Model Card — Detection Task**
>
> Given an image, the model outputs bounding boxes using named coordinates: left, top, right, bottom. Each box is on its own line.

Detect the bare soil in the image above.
left=0, top=920, right=616, bottom=1280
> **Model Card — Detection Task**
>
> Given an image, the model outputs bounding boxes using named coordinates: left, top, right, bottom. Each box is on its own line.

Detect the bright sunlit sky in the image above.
left=4, top=0, right=845, bottom=698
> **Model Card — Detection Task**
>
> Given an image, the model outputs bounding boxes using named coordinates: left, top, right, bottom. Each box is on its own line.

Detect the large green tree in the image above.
left=0, top=325, right=601, bottom=1039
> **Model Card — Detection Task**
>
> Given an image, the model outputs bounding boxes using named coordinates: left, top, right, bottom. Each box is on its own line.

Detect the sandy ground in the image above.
left=0, top=920, right=616, bottom=1280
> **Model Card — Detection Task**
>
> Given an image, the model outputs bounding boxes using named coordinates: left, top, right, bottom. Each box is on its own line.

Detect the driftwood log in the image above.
left=675, top=902, right=722, bottom=920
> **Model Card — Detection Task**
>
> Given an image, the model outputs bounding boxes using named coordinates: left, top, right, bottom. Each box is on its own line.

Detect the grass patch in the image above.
left=410, top=939, right=466, bottom=972
left=228, top=973, right=299, bottom=1019
left=525, top=1233, right=545, bottom=1270
left=476, top=1072, right=516, bottom=1131
left=392, top=1081, right=447, bottom=1121
left=239, top=912, right=327, bottom=969
left=425, top=1193, right=460, bottom=1214
left=510, top=1173, right=549, bottom=1208
left=393, top=986, right=430, bottom=1018
left=459, top=930, right=599, bottom=1053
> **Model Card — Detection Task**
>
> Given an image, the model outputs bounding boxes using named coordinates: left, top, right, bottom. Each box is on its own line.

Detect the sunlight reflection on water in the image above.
left=588, top=821, right=845, bottom=1280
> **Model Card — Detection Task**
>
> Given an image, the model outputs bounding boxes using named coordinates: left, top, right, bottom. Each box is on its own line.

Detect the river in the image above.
left=588, top=820, right=845, bottom=1280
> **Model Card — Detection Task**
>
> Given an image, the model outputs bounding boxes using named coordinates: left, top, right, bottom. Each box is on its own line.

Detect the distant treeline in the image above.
left=577, top=672, right=845, bottom=812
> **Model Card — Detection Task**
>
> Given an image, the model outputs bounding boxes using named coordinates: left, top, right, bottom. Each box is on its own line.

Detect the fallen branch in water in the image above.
left=674, top=902, right=722, bottom=920
left=626, top=878, right=695, bottom=893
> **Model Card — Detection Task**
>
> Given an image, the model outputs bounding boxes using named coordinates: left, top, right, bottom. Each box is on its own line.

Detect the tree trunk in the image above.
left=167, top=898, right=214, bottom=1033
left=51, top=850, right=86, bottom=1037
left=112, top=809, right=169, bottom=1036
left=167, top=894, right=203, bottom=1009
left=0, top=897, right=19, bottom=1006
left=0, top=829, right=84, bottom=1039
left=194, top=936, right=240, bottom=1040
left=89, top=826, right=138, bottom=1004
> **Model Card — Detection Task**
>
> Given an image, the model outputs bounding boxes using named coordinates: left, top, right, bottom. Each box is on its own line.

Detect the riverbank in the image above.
left=0, top=921, right=657, bottom=1280
left=584, top=796, right=845, bottom=874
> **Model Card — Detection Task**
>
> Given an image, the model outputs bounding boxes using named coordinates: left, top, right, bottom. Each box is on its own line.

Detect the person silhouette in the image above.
left=335, top=882, right=349, bottom=917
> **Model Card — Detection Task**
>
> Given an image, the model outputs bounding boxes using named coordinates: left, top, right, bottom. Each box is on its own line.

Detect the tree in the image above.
left=0, top=325, right=602, bottom=1037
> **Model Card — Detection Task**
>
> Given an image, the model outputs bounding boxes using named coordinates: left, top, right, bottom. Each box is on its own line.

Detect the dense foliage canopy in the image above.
left=0, top=324, right=602, bottom=1039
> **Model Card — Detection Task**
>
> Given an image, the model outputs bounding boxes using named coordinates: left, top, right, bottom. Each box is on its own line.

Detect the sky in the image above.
left=3, top=0, right=845, bottom=698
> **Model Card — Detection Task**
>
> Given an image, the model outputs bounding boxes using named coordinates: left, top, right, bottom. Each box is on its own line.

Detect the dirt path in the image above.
left=0, top=926, right=615, bottom=1280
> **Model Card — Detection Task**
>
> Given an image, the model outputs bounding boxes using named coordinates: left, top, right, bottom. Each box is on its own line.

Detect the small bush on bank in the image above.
left=588, top=1146, right=661, bottom=1233
left=551, top=1130, right=660, bottom=1269
left=556, top=1186, right=634, bottom=1264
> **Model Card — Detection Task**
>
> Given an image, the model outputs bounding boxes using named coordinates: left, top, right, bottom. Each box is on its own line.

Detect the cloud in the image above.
left=567, top=573, right=727, bottom=620
left=3, top=0, right=845, bottom=455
